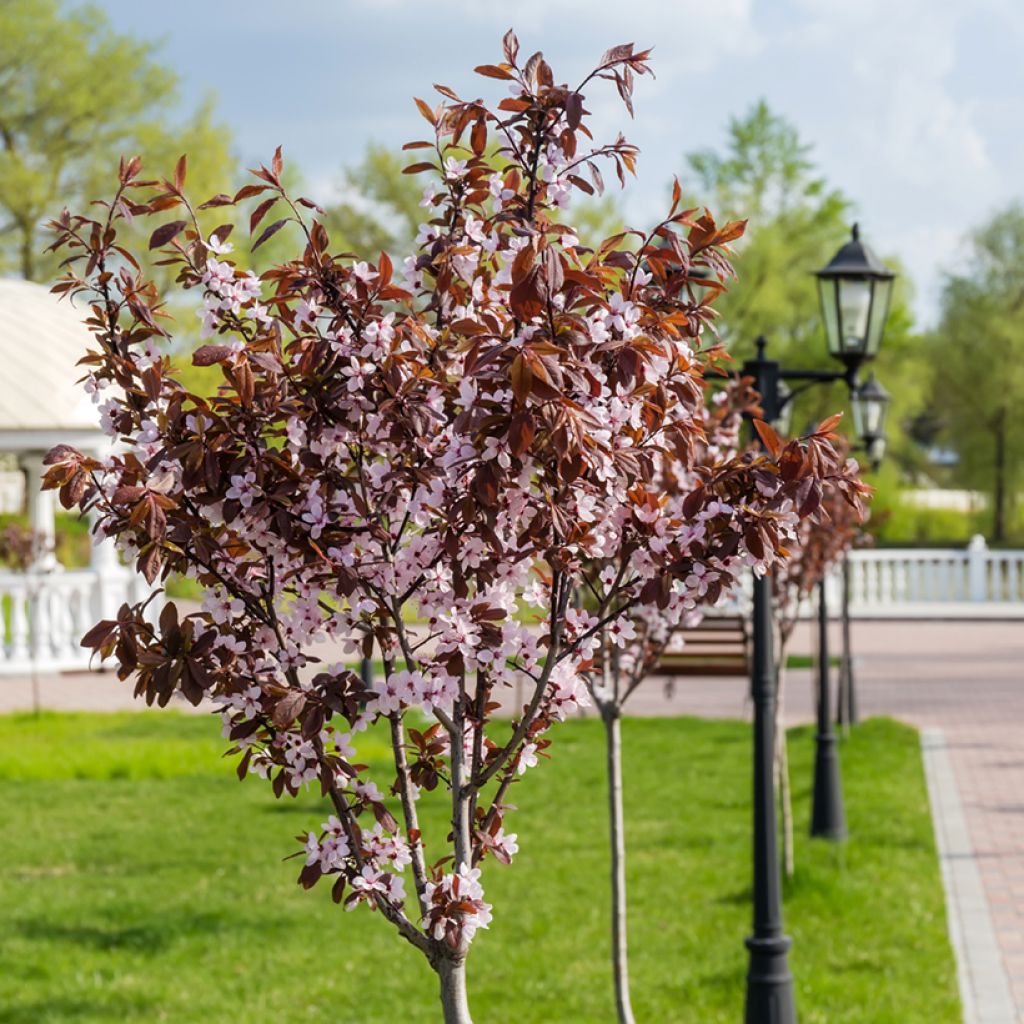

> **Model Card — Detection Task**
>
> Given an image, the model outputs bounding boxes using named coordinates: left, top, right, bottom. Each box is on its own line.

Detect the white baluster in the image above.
left=988, top=555, right=1001, bottom=602
left=909, top=558, right=921, bottom=601
left=72, top=583, right=91, bottom=657
left=50, top=583, right=72, bottom=660
left=9, top=584, right=29, bottom=665
left=0, top=587, right=6, bottom=665
left=967, top=534, right=988, bottom=601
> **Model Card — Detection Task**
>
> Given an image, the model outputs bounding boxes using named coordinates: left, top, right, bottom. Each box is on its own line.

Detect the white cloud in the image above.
left=785, top=0, right=994, bottom=196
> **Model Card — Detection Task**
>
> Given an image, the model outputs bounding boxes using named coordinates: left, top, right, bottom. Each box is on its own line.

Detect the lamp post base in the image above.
left=744, top=934, right=796, bottom=1024
left=810, top=732, right=847, bottom=840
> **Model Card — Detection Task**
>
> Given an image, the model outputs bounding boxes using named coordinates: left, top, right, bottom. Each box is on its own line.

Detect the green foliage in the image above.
left=684, top=102, right=932, bottom=475
left=0, top=0, right=236, bottom=282
left=930, top=204, right=1024, bottom=541
left=0, top=713, right=958, bottom=1022
left=322, top=143, right=424, bottom=257
left=685, top=100, right=852, bottom=363
left=0, top=512, right=90, bottom=569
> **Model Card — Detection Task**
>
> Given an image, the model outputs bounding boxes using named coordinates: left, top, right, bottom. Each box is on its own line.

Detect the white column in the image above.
left=90, top=509, right=125, bottom=621
left=967, top=534, right=988, bottom=602
left=19, top=452, right=59, bottom=570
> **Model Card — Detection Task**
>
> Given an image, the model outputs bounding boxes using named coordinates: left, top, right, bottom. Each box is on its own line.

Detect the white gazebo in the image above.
left=0, top=278, right=150, bottom=674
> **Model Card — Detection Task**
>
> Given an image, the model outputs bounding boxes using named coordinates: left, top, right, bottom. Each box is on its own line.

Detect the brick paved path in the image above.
left=2, top=618, right=1021, bottom=1017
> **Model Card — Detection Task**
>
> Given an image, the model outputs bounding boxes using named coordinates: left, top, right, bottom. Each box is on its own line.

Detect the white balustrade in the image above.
left=839, top=534, right=1024, bottom=617
left=0, top=566, right=163, bottom=675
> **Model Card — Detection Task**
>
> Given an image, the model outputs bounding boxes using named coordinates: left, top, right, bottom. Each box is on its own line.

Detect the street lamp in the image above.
left=816, top=224, right=895, bottom=369
left=851, top=373, right=891, bottom=453
left=740, top=226, right=895, bottom=1024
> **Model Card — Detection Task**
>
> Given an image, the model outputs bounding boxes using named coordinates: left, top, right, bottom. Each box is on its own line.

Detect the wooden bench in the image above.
left=650, top=615, right=750, bottom=683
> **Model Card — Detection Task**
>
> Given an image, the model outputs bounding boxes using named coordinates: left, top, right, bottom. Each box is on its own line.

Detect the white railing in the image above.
left=842, top=535, right=1024, bottom=616
left=0, top=566, right=158, bottom=674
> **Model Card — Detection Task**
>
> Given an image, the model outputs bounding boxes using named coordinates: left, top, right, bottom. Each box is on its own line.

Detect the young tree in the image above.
left=44, top=37, right=862, bottom=1022
left=771, top=464, right=866, bottom=876
left=584, top=381, right=867, bottom=1021
left=0, top=0, right=235, bottom=281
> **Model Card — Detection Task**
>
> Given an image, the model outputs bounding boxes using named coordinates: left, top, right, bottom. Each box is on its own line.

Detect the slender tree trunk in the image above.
left=437, top=956, right=473, bottom=1024
left=602, top=704, right=637, bottom=1024
left=20, top=224, right=35, bottom=281
left=993, top=407, right=1007, bottom=543
left=773, top=637, right=794, bottom=878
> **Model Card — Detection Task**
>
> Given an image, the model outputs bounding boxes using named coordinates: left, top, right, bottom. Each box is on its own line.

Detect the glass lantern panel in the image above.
left=862, top=397, right=886, bottom=436
left=776, top=392, right=794, bottom=437
left=852, top=394, right=865, bottom=438
left=865, top=277, right=893, bottom=357
left=817, top=278, right=841, bottom=358
left=866, top=435, right=886, bottom=469
left=838, top=278, right=872, bottom=355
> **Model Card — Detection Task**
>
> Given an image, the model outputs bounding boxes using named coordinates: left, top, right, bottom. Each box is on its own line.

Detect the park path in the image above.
left=1, top=618, right=1022, bottom=1019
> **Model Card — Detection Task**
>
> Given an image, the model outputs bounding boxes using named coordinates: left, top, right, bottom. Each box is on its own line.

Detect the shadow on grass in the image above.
left=0, top=995, right=156, bottom=1024
left=15, top=910, right=234, bottom=953
left=715, top=886, right=753, bottom=906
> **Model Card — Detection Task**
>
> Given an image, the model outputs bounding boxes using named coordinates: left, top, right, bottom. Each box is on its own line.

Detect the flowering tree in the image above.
left=581, top=380, right=868, bottom=1023
left=43, top=35, right=866, bottom=1023
left=771, top=449, right=868, bottom=876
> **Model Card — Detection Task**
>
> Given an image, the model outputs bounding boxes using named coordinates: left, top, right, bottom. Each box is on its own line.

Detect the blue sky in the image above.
left=91, top=0, right=1024, bottom=328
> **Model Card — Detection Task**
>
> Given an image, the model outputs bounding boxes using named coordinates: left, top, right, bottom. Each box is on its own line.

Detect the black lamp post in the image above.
left=740, top=225, right=894, bottom=1023
left=837, top=373, right=891, bottom=729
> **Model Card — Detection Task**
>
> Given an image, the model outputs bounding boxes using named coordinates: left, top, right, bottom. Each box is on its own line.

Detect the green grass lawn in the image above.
left=785, top=653, right=841, bottom=669
left=0, top=712, right=958, bottom=1023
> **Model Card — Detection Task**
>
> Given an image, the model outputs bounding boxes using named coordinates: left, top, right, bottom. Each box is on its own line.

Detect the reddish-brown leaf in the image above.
left=474, top=64, right=514, bottom=80
left=273, top=690, right=307, bottom=728
left=252, top=218, right=288, bottom=251
left=192, top=345, right=233, bottom=366
left=148, top=220, right=187, bottom=250
left=753, top=418, right=782, bottom=457
left=508, top=411, right=535, bottom=456
left=510, top=354, right=533, bottom=404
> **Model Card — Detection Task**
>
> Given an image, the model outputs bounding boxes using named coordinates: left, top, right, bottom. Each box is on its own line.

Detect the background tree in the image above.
left=930, top=204, right=1024, bottom=542
left=685, top=101, right=929, bottom=483
left=685, top=100, right=851, bottom=363
left=0, top=0, right=235, bottom=282
left=322, top=143, right=423, bottom=257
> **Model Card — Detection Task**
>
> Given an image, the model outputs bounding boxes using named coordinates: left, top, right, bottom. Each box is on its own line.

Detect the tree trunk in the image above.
left=774, top=655, right=794, bottom=878
left=602, top=706, right=637, bottom=1024
left=437, top=957, right=473, bottom=1024
left=20, top=224, right=35, bottom=281
left=993, top=407, right=1007, bottom=544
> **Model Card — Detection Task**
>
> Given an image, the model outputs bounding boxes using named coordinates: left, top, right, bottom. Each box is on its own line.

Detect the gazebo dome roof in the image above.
left=0, top=278, right=103, bottom=450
